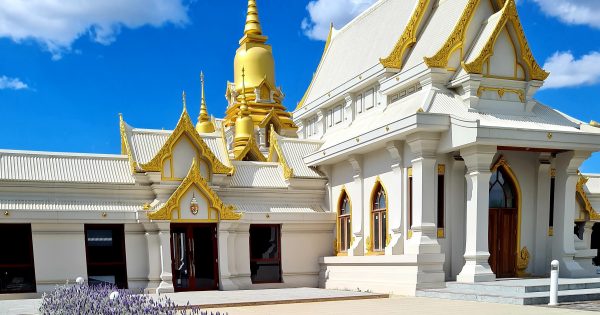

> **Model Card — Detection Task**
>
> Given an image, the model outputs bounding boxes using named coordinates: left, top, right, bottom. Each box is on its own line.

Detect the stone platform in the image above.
left=417, top=278, right=600, bottom=305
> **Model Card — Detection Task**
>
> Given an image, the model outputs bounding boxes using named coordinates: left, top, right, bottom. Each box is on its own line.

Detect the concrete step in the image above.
left=446, top=278, right=600, bottom=294
left=417, top=286, right=600, bottom=305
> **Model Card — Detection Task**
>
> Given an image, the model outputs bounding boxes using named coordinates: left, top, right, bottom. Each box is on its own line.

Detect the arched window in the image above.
left=338, top=191, right=351, bottom=253
left=372, top=183, right=387, bottom=252
left=489, top=168, right=515, bottom=208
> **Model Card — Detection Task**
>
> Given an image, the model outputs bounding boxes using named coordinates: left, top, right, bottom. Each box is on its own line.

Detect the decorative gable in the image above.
left=147, top=159, right=241, bottom=221
left=462, top=0, right=549, bottom=81
left=138, top=107, right=233, bottom=178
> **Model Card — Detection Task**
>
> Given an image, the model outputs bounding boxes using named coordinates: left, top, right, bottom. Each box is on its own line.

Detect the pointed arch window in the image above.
left=372, top=183, right=387, bottom=252
left=489, top=168, right=515, bottom=208
left=338, top=191, right=352, bottom=254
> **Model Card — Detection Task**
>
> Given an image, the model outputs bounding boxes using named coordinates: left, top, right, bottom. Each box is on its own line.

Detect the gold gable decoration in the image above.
left=148, top=158, right=241, bottom=221
left=234, top=135, right=267, bottom=162
left=462, top=0, right=549, bottom=81
left=424, top=0, right=480, bottom=68
left=119, top=114, right=139, bottom=173
left=267, top=125, right=293, bottom=179
left=139, top=105, right=233, bottom=175
left=380, top=0, right=431, bottom=69
left=577, top=174, right=600, bottom=221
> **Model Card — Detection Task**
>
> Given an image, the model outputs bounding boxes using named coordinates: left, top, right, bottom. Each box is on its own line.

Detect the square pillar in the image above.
left=348, top=155, right=364, bottom=256
left=457, top=145, right=497, bottom=283
left=533, top=155, right=552, bottom=275
left=156, top=222, right=174, bottom=293
left=405, top=132, right=441, bottom=254
left=552, top=150, right=591, bottom=277
left=385, top=141, right=404, bottom=255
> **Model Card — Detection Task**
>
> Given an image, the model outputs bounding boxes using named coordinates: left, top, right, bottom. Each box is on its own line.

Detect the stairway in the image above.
left=416, top=278, right=600, bottom=305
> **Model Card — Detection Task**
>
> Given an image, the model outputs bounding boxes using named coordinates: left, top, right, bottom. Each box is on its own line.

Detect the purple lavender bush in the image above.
left=39, top=283, right=225, bottom=315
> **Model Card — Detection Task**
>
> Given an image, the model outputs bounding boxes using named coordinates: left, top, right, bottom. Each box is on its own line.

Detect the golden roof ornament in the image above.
left=182, top=90, right=187, bottom=112
left=244, top=0, right=262, bottom=36
left=196, top=71, right=216, bottom=133
left=190, top=193, right=199, bottom=215
left=233, top=67, right=256, bottom=158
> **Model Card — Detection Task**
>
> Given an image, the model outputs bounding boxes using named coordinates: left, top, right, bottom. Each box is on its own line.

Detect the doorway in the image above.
left=170, top=223, right=218, bottom=291
left=489, top=167, right=518, bottom=278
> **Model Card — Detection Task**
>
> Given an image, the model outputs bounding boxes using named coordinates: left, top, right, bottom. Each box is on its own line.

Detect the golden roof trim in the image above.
left=119, top=114, right=139, bottom=173
left=139, top=106, right=233, bottom=175
left=577, top=174, right=600, bottom=221
left=296, top=23, right=334, bottom=110
left=462, top=0, right=549, bottom=81
left=267, top=126, right=293, bottom=179
left=148, top=158, right=241, bottom=221
left=234, top=135, right=266, bottom=162
left=379, top=0, right=431, bottom=69
left=424, top=0, right=480, bottom=68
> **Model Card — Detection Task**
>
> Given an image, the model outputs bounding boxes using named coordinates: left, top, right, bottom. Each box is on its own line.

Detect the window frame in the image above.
left=249, top=224, right=282, bottom=284
left=370, top=181, right=388, bottom=253
left=337, top=190, right=352, bottom=254
left=84, top=224, right=128, bottom=289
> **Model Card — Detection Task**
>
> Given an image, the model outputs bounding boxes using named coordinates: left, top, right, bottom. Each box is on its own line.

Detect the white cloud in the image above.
left=301, top=0, right=376, bottom=40
left=0, top=0, right=189, bottom=59
left=531, top=0, right=600, bottom=29
left=0, top=76, right=28, bottom=90
left=542, top=51, right=600, bottom=89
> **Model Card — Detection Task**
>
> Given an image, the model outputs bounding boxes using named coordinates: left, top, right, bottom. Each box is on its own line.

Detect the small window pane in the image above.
left=489, top=183, right=505, bottom=208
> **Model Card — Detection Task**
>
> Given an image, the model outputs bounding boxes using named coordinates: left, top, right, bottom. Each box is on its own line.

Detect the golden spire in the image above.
left=182, top=90, right=187, bottom=112
left=233, top=67, right=255, bottom=157
left=196, top=71, right=216, bottom=133
left=244, top=0, right=262, bottom=36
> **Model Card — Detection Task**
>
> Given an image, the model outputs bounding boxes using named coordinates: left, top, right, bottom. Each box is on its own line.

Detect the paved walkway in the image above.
left=205, top=295, right=595, bottom=315
left=155, top=288, right=386, bottom=308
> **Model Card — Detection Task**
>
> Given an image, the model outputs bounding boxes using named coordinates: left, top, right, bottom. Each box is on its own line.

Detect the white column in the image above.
left=348, top=155, right=364, bottom=256
left=457, top=145, right=497, bottom=283
left=533, top=155, right=552, bottom=275
left=584, top=221, right=595, bottom=249
left=385, top=141, right=404, bottom=255
left=552, top=150, right=591, bottom=277
left=405, top=132, right=441, bottom=254
left=156, top=222, right=174, bottom=293
left=449, top=157, right=466, bottom=279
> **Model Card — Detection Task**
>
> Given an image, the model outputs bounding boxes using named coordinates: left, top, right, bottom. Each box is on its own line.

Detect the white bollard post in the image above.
left=549, top=260, right=559, bottom=306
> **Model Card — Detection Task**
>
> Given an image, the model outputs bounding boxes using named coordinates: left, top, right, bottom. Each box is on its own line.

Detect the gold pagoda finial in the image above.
left=244, top=0, right=262, bottom=36
left=233, top=67, right=255, bottom=157
left=182, top=90, right=187, bottom=112
left=196, top=71, right=215, bottom=133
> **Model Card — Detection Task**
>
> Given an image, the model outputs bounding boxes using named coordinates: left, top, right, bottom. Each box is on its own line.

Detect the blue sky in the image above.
left=1, top=0, right=599, bottom=171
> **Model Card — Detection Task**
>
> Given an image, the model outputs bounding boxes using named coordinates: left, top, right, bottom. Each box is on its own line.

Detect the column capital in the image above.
left=460, top=145, right=497, bottom=173
left=406, top=132, right=440, bottom=158
left=556, top=150, right=592, bottom=175
left=385, top=141, right=403, bottom=170
left=348, top=154, right=363, bottom=180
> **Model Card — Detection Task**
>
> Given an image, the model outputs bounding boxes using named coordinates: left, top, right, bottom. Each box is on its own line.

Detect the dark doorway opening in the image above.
left=0, top=224, right=36, bottom=294
left=84, top=224, right=128, bottom=289
left=170, top=223, right=218, bottom=291
left=249, top=224, right=282, bottom=284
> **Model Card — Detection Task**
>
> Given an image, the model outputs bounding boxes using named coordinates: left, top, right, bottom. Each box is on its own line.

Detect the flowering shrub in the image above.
left=39, top=283, right=225, bottom=315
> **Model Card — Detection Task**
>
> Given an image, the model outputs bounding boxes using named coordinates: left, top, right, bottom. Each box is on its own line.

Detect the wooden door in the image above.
left=170, top=223, right=219, bottom=291
left=489, top=208, right=517, bottom=277
left=489, top=167, right=518, bottom=278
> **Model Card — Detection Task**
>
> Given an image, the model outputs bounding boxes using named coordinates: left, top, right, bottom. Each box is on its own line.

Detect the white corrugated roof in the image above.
left=0, top=150, right=135, bottom=184
left=279, top=138, right=324, bottom=178
left=404, top=0, right=470, bottom=69
left=124, top=125, right=231, bottom=167
left=0, top=199, right=144, bottom=212
left=584, top=175, right=600, bottom=195
left=224, top=200, right=324, bottom=213
left=230, top=161, right=287, bottom=188
left=464, top=8, right=503, bottom=64
left=428, top=91, right=583, bottom=132
left=302, top=0, right=417, bottom=107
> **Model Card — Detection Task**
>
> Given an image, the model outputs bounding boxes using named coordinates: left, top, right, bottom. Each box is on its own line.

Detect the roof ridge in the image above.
left=0, top=149, right=128, bottom=159
left=333, top=0, right=390, bottom=38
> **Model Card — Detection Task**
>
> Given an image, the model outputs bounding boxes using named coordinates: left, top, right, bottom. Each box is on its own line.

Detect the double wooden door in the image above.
left=170, top=223, right=219, bottom=291
left=488, top=208, right=517, bottom=278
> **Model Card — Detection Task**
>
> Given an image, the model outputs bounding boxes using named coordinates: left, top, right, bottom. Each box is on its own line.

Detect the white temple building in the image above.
left=2, top=0, right=600, bottom=298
